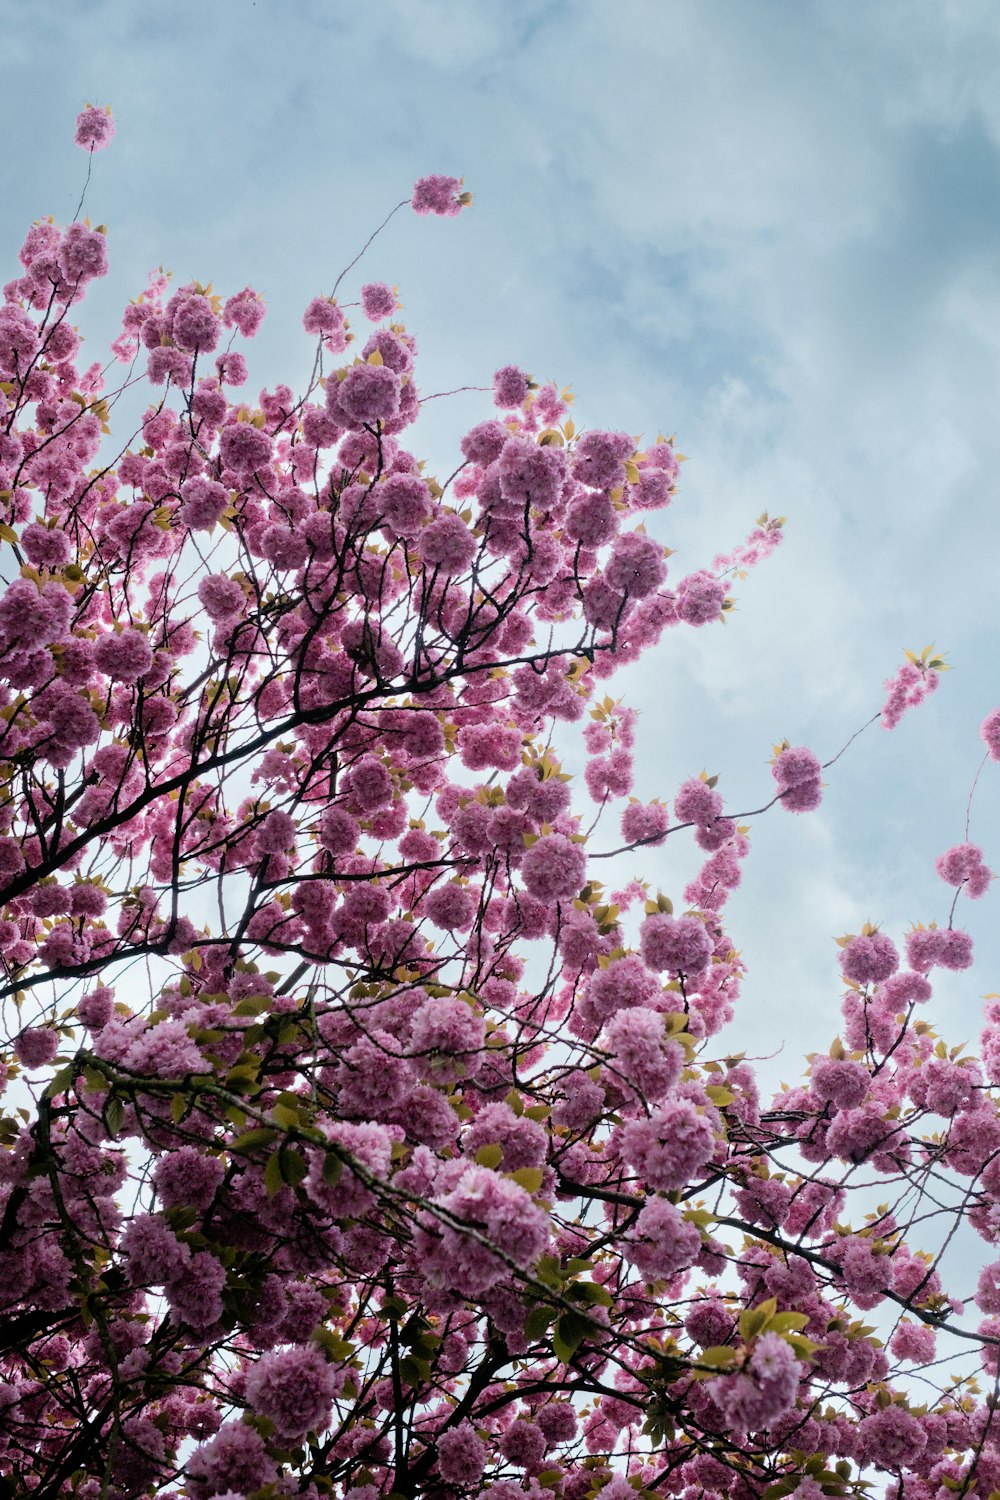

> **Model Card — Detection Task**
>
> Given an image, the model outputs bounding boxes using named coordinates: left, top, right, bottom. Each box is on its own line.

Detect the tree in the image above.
left=1, top=104, right=999, bottom=1500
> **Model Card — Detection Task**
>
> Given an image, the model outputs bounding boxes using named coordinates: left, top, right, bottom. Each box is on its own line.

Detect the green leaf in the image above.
left=280, top=1148, right=307, bottom=1188
left=768, top=1311, right=811, bottom=1335
left=682, top=1208, right=715, bottom=1229
left=233, top=994, right=272, bottom=1017
left=475, top=1144, right=503, bottom=1169
left=399, top=1354, right=431, bottom=1387
left=524, top=1305, right=554, bottom=1341
left=576, top=1280, right=613, bottom=1308
left=509, top=1166, right=543, bottom=1194
left=784, top=1332, right=821, bottom=1360
left=697, top=1345, right=738, bottom=1370
left=97, top=1090, right=122, bottom=1134
left=761, top=1481, right=804, bottom=1500
left=322, top=1151, right=343, bottom=1186
left=225, top=1064, right=261, bottom=1091
left=264, top=1152, right=286, bottom=1197
left=43, top=1065, right=75, bottom=1100
left=553, top=1309, right=594, bottom=1364
left=311, top=1328, right=355, bottom=1361
left=271, top=1099, right=301, bottom=1129
left=230, top=1126, right=280, bottom=1154
left=739, top=1297, right=776, bottom=1341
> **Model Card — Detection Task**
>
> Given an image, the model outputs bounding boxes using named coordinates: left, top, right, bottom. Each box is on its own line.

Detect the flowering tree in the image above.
left=2, top=106, right=1000, bottom=1500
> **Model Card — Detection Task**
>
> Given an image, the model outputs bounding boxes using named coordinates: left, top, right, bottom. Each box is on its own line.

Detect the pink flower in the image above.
left=639, top=912, right=712, bottom=974
left=625, top=1196, right=701, bottom=1280
left=976, top=1260, right=1000, bottom=1314
left=216, top=351, right=248, bottom=384
left=14, top=1026, right=59, bottom=1069
left=771, top=746, right=823, bottom=813
left=461, top=419, right=510, bottom=467
left=538, top=1402, right=577, bottom=1443
left=890, top=1320, right=936, bottom=1363
left=571, top=429, right=632, bottom=490
left=587, top=747, right=632, bottom=804
left=826, top=1105, right=903, bottom=1166
left=154, top=1145, right=225, bottom=1210
left=676, top=570, right=726, bottom=626
left=317, top=805, right=360, bottom=857
left=936, top=842, right=992, bottom=899
left=424, top=883, right=477, bottom=931
left=303, top=296, right=345, bottom=337
left=120, top=1213, right=191, bottom=1286
left=603, top=1007, right=683, bottom=1101
left=464, top=1101, right=546, bottom=1172
left=410, top=996, right=485, bottom=1082
left=93, top=627, right=153, bottom=682
left=257, top=809, right=297, bottom=855
left=379, top=471, right=432, bottom=538
left=839, top=931, right=899, bottom=985
left=75, top=104, right=116, bottom=151
left=582, top=953, right=659, bottom=1027
left=502, top=439, right=567, bottom=515
left=360, top=282, right=398, bottom=321
left=166, top=1250, right=226, bottom=1329
left=172, top=292, right=220, bottom=353
left=905, top=926, right=974, bottom=974
left=621, top=800, right=669, bottom=846
left=219, top=422, right=272, bottom=475
left=493, top=364, right=531, bottom=408
left=244, top=1345, right=337, bottom=1442
left=621, top=1100, right=715, bottom=1191
left=338, top=363, right=402, bottom=426
left=20, top=523, right=72, bottom=569
left=419, top=513, right=477, bottom=574
left=858, top=1406, right=927, bottom=1468
left=0, top=577, right=72, bottom=648
left=982, top=706, right=1000, bottom=762
left=521, top=834, right=587, bottom=902
left=412, top=173, right=466, bottom=217
left=708, top=1332, right=800, bottom=1431
left=187, top=1421, right=276, bottom=1500
left=437, top=1421, right=488, bottom=1484
left=565, top=490, right=619, bottom=547
left=77, top=986, right=114, bottom=1030
left=198, top=574, right=246, bottom=624
left=605, top=532, right=667, bottom=598
left=880, top=656, right=941, bottom=731
left=344, top=755, right=393, bottom=811
left=499, top=1420, right=546, bottom=1471
left=223, top=287, right=266, bottom=337
left=418, top=1164, right=549, bottom=1293
left=811, top=1057, right=869, bottom=1111
left=459, top=723, right=523, bottom=772
left=674, top=778, right=723, bottom=826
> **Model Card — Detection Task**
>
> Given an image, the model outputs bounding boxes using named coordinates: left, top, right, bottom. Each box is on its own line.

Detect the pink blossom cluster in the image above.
left=935, top=841, right=993, bottom=899
left=772, top=744, right=822, bottom=813
left=881, top=655, right=942, bottom=730
left=1, top=106, right=999, bottom=1500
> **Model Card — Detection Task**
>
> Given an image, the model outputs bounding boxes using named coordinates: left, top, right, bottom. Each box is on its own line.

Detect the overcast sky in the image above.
left=4, top=0, right=1000, bottom=1079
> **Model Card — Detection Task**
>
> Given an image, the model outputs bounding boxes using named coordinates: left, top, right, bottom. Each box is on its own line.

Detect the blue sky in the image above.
left=4, top=0, right=1000, bottom=1072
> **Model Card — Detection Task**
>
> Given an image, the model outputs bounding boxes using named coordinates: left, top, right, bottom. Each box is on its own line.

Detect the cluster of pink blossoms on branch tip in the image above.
left=880, top=644, right=945, bottom=729
left=2, top=103, right=1000, bottom=1500
left=74, top=103, right=116, bottom=152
